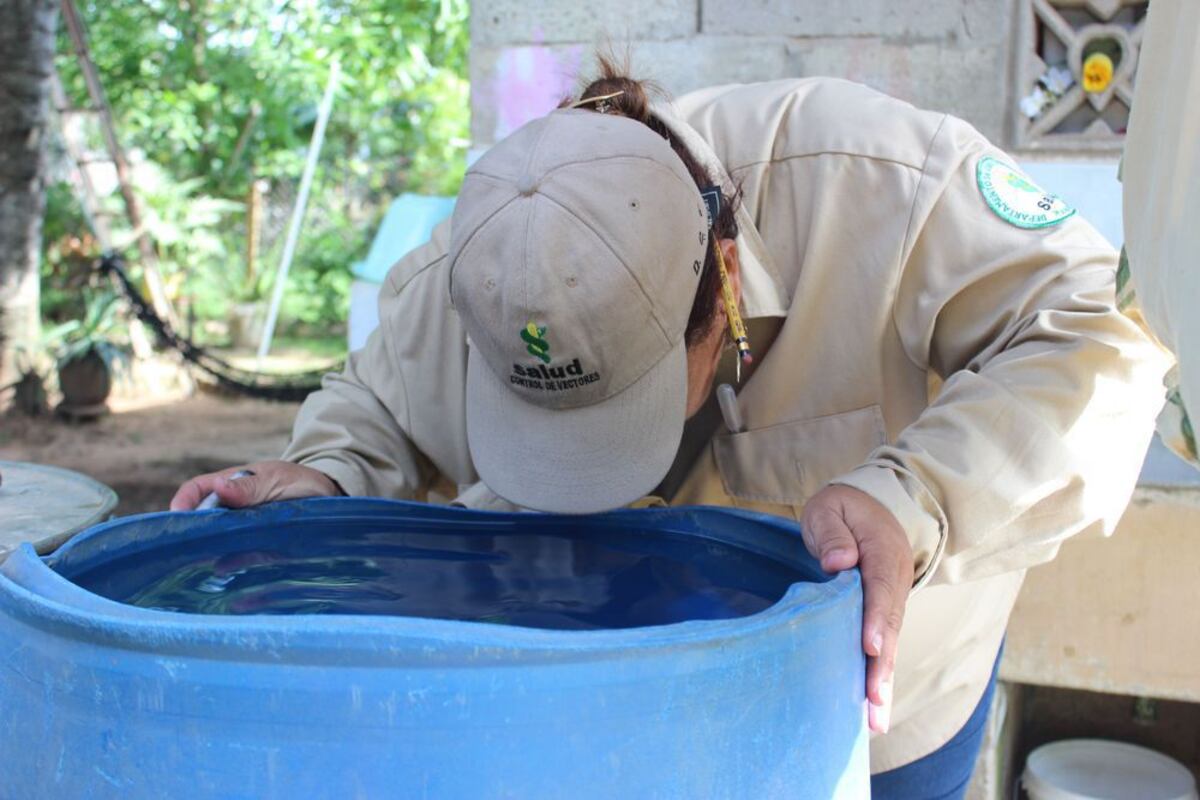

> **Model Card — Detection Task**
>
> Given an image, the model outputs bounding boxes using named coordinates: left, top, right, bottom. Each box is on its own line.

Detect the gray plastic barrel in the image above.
left=0, top=498, right=867, bottom=798
left=0, top=460, right=117, bottom=559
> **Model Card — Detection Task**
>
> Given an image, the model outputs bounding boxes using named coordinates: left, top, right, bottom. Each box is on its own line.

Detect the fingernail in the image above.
left=870, top=632, right=883, bottom=656
left=869, top=701, right=891, bottom=734
left=822, top=549, right=850, bottom=572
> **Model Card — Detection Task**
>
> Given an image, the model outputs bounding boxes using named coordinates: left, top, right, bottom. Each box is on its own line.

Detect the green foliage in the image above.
left=275, top=208, right=365, bottom=328
left=58, top=0, right=469, bottom=197
left=39, top=182, right=94, bottom=323
left=41, top=289, right=131, bottom=373
left=132, top=160, right=245, bottom=301
left=45, top=0, right=470, bottom=338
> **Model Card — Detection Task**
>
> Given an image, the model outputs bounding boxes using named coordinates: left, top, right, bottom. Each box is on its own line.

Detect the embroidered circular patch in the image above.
left=976, top=156, right=1075, bottom=229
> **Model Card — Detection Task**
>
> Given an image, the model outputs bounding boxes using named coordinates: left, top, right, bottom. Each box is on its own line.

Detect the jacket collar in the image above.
left=651, top=100, right=791, bottom=320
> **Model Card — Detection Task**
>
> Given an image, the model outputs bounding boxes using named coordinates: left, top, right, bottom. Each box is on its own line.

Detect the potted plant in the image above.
left=224, top=178, right=273, bottom=350
left=226, top=268, right=272, bottom=350
left=44, top=290, right=131, bottom=418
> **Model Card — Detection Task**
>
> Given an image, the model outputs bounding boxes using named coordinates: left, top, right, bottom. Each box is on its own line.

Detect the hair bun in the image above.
left=566, top=55, right=653, bottom=123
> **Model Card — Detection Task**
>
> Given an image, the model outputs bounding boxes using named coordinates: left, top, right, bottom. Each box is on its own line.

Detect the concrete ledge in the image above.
left=1001, top=487, right=1200, bottom=702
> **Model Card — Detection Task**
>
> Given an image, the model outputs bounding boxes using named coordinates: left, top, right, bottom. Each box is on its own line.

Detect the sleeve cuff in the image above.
left=296, top=457, right=365, bottom=499
left=450, top=481, right=528, bottom=512
left=831, top=463, right=948, bottom=590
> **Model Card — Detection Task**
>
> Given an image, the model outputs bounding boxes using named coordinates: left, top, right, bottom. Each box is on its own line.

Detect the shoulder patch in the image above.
left=976, top=156, right=1075, bottom=229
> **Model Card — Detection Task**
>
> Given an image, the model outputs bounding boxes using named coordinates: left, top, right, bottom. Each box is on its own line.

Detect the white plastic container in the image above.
left=1023, top=739, right=1198, bottom=800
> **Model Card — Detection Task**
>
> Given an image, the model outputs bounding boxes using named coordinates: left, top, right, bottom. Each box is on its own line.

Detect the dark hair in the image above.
left=562, top=55, right=741, bottom=347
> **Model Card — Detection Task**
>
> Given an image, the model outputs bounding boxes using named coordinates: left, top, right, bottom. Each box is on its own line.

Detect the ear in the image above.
left=719, top=238, right=743, bottom=307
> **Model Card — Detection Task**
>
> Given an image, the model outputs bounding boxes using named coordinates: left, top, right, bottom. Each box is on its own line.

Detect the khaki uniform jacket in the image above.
left=284, top=78, right=1170, bottom=772
left=1122, top=0, right=1200, bottom=464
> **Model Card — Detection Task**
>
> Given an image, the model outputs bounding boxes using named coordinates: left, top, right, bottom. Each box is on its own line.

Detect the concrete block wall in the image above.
left=469, top=0, right=1018, bottom=149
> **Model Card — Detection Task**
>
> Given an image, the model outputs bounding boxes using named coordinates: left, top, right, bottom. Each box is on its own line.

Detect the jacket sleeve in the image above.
left=833, top=117, right=1171, bottom=587
left=280, top=222, right=454, bottom=499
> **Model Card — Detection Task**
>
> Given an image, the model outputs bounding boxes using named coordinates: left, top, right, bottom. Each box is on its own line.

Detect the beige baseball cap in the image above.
left=448, top=108, right=711, bottom=513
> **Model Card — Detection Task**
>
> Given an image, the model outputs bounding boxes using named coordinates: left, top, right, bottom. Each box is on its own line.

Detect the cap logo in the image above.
left=520, top=321, right=551, bottom=363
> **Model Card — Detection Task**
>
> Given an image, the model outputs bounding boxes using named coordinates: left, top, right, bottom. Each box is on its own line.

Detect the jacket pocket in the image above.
left=712, top=405, right=886, bottom=507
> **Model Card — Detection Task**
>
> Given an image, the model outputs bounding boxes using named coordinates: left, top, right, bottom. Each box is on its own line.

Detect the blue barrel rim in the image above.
left=0, top=498, right=862, bottom=667
left=49, top=497, right=814, bottom=569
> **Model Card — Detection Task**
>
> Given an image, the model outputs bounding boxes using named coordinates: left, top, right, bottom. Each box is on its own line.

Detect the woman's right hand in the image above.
left=169, top=460, right=344, bottom=511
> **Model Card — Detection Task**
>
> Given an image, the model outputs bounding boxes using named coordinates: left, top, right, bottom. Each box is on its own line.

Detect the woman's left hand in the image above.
left=801, top=484, right=915, bottom=734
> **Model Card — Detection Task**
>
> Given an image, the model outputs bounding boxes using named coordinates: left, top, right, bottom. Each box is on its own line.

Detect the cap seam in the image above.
left=467, top=153, right=701, bottom=203
left=534, top=189, right=671, bottom=343
left=521, top=120, right=557, bottom=314
left=533, top=186, right=695, bottom=346
left=453, top=207, right=519, bottom=359
left=523, top=176, right=534, bottom=314
left=449, top=173, right=521, bottom=252
left=523, top=113, right=555, bottom=177
left=446, top=177, right=521, bottom=308
left=537, top=153, right=699, bottom=197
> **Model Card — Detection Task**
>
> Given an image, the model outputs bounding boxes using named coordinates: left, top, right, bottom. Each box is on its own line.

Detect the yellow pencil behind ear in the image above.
left=712, top=239, right=752, bottom=367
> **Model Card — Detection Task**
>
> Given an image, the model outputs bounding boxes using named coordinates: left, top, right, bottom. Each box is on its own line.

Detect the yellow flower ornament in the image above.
left=1082, top=52, right=1114, bottom=93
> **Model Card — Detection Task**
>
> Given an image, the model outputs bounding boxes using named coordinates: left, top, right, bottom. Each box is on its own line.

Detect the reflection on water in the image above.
left=67, top=520, right=803, bottom=630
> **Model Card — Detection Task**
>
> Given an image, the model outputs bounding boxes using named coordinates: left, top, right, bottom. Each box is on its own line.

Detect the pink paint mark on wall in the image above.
left=491, top=44, right=583, bottom=141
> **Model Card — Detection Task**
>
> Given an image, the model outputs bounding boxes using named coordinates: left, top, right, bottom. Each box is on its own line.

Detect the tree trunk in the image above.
left=0, top=0, right=58, bottom=404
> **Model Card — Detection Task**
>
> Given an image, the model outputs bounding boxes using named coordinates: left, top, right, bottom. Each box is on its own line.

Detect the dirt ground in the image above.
left=0, top=391, right=300, bottom=517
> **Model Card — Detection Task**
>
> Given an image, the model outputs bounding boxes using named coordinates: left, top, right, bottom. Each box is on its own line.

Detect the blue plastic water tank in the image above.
left=0, top=499, right=867, bottom=798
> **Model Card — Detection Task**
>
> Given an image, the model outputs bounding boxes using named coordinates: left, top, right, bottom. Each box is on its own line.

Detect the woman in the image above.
left=1121, top=0, right=1200, bottom=469
left=173, top=61, right=1169, bottom=797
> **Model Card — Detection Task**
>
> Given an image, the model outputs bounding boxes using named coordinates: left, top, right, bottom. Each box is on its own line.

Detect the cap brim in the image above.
left=465, top=338, right=688, bottom=514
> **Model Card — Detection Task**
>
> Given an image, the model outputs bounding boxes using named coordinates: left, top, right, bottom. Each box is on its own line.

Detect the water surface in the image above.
left=67, top=519, right=803, bottom=630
